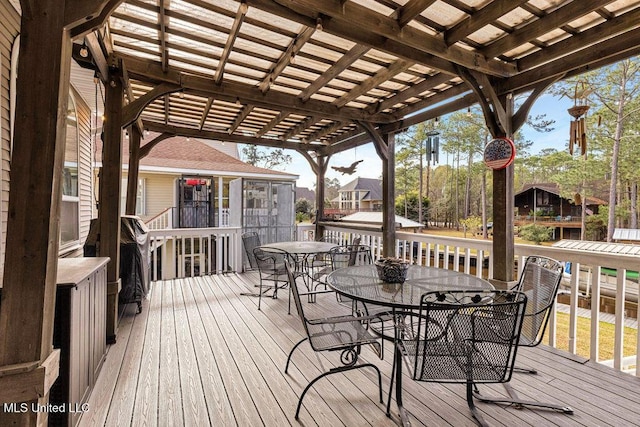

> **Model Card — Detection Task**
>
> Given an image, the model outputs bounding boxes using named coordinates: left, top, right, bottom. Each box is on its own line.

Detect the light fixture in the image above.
left=434, top=117, right=439, bottom=127
left=186, top=137, right=190, bottom=142
left=79, top=41, right=89, bottom=58
left=316, top=17, right=323, bottom=31
left=239, top=0, right=248, bottom=15
left=290, top=52, right=296, bottom=65
left=467, top=107, right=472, bottom=117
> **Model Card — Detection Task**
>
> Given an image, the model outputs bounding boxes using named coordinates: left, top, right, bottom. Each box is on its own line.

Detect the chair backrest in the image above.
left=242, top=232, right=261, bottom=269
left=330, top=244, right=372, bottom=270
left=409, top=290, right=527, bottom=385
left=253, top=247, right=287, bottom=273
left=284, top=259, right=311, bottom=336
left=512, top=256, right=563, bottom=347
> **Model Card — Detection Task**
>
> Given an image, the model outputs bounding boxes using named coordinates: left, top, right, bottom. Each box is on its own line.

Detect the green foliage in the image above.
left=295, top=198, right=312, bottom=214
left=241, top=145, right=292, bottom=170
left=395, top=192, right=429, bottom=224
left=519, top=224, right=554, bottom=245
left=459, top=216, right=482, bottom=237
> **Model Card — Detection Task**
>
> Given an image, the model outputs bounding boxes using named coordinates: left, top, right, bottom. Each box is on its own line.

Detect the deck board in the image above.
left=80, top=272, right=640, bottom=427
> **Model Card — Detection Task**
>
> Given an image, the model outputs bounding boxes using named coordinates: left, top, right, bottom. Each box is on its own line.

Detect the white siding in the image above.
left=122, top=171, right=177, bottom=220
left=0, top=0, right=20, bottom=284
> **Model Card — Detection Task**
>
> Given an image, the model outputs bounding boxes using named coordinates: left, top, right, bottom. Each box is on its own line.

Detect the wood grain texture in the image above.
left=79, top=273, right=640, bottom=427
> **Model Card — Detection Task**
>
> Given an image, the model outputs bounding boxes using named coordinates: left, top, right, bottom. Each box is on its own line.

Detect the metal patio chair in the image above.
left=396, top=290, right=527, bottom=427
left=473, top=255, right=574, bottom=415
left=241, top=231, right=261, bottom=270
left=283, top=259, right=384, bottom=419
left=250, top=247, right=289, bottom=311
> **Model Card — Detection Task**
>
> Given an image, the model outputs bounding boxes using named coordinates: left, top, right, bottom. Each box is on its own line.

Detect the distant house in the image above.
left=335, top=177, right=382, bottom=213
left=97, top=136, right=298, bottom=229
left=514, top=183, right=607, bottom=240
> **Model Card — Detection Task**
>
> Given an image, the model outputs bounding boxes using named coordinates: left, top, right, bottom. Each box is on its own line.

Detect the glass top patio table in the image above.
left=326, top=264, right=493, bottom=426
left=326, top=264, right=493, bottom=310
left=259, top=241, right=337, bottom=255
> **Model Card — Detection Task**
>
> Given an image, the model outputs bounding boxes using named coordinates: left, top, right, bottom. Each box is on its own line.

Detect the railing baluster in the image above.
left=590, top=266, right=602, bottom=362
left=614, top=270, right=626, bottom=370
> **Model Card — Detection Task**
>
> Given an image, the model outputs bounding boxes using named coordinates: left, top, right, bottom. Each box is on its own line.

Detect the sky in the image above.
left=280, top=92, right=575, bottom=190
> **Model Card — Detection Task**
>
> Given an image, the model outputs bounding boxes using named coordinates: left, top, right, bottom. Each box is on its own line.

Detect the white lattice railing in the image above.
left=148, top=227, right=242, bottom=280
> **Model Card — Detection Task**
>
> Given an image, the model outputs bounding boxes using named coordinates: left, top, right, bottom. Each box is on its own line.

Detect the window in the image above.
left=60, top=94, right=80, bottom=249
left=121, top=178, right=146, bottom=216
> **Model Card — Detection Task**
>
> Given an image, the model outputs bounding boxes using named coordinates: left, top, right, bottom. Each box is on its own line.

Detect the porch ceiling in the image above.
left=84, top=0, right=640, bottom=156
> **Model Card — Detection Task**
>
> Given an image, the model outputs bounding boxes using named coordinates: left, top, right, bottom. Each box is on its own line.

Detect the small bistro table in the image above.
left=326, top=264, right=493, bottom=426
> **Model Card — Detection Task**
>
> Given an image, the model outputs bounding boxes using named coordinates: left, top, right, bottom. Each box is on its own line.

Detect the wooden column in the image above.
left=0, top=5, right=70, bottom=424
left=492, top=94, right=515, bottom=285
left=381, top=132, right=396, bottom=257
left=99, top=64, right=124, bottom=343
left=125, top=126, right=141, bottom=215
left=314, top=155, right=328, bottom=240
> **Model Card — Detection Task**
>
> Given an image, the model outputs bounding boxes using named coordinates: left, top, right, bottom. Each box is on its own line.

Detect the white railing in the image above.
left=320, top=223, right=640, bottom=376
left=145, top=208, right=173, bottom=230
left=148, top=227, right=242, bottom=280
left=147, top=221, right=639, bottom=375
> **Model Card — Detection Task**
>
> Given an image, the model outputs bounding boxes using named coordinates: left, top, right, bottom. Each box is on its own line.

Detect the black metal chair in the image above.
left=241, top=231, right=261, bottom=270
left=473, top=255, right=574, bottom=415
left=251, top=247, right=289, bottom=311
left=396, top=290, right=527, bottom=427
left=283, top=259, right=384, bottom=419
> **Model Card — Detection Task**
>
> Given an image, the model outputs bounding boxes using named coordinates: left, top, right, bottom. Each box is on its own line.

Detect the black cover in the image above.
left=119, top=216, right=150, bottom=306
left=84, top=216, right=150, bottom=310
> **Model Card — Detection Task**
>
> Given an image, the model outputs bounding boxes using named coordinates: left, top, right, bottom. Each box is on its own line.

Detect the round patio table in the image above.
left=259, top=241, right=337, bottom=256
left=326, top=264, right=493, bottom=426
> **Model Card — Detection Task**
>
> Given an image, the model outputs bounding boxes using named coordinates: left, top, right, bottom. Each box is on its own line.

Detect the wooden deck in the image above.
left=79, top=272, right=640, bottom=427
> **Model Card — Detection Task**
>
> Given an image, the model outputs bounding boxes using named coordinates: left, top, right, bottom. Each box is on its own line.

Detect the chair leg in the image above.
left=473, top=382, right=574, bottom=414
left=285, top=337, right=308, bottom=374
left=467, top=383, right=489, bottom=427
left=294, top=363, right=383, bottom=419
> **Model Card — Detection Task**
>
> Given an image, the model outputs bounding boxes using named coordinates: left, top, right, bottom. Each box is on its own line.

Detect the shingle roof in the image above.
left=516, top=183, right=608, bottom=206
left=99, top=135, right=297, bottom=179
left=339, top=177, right=382, bottom=201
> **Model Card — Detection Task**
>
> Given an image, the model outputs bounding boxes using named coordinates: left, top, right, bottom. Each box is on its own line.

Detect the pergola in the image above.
left=3, top=0, right=640, bottom=423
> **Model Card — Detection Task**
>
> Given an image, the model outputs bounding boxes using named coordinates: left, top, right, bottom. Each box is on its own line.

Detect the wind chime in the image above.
left=567, top=83, right=591, bottom=156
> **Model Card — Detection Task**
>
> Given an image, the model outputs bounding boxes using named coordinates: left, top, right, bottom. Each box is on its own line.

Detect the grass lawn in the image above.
left=552, top=312, right=637, bottom=363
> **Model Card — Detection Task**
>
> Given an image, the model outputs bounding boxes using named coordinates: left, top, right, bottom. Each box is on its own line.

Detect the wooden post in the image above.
left=125, top=126, right=141, bottom=215
left=99, top=63, right=124, bottom=343
left=315, top=155, right=327, bottom=240
left=0, top=5, right=70, bottom=424
left=381, top=132, right=396, bottom=258
left=492, top=94, right=515, bottom=286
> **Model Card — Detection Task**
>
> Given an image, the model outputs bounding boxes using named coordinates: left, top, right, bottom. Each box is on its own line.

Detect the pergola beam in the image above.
left=248, top=0, right=516, bottom=77
left=481, top=0, right=614, bottom=59
left=259, top=26, right=315, bottom=93
left=333, top=59, right=414, bottom=108
left=444, top=0, right=528, bottom=46
left=299, top=44, right=370, bottom=102
left=143, top=120, right=317, bottom=152
left=214, top=1, right=248, bottom=85
left=121, top=54, right=396, bottom=123
left=395, top=0, right=436, bottom=28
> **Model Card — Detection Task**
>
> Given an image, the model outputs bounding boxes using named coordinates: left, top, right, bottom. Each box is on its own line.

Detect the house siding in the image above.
left=122, top=171, right=176, bottom=220
left=71, top=84, right=95, bottom=245
left=0, top=0, right=19, bottom=284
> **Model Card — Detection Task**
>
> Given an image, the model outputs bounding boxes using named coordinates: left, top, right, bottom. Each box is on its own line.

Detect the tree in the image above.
left=241, top=145, right=292, bottom=170
left=320, top=177, right=341, bottom=207
left=553, top=58, right=640, bottom=241
left=519, top=224, right=553, bottom=245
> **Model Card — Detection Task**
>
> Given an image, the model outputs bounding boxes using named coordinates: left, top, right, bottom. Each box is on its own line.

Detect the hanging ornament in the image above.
left=332, top=160, right=363, bottom=175
left=567, top=82, right=591, bottom=156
